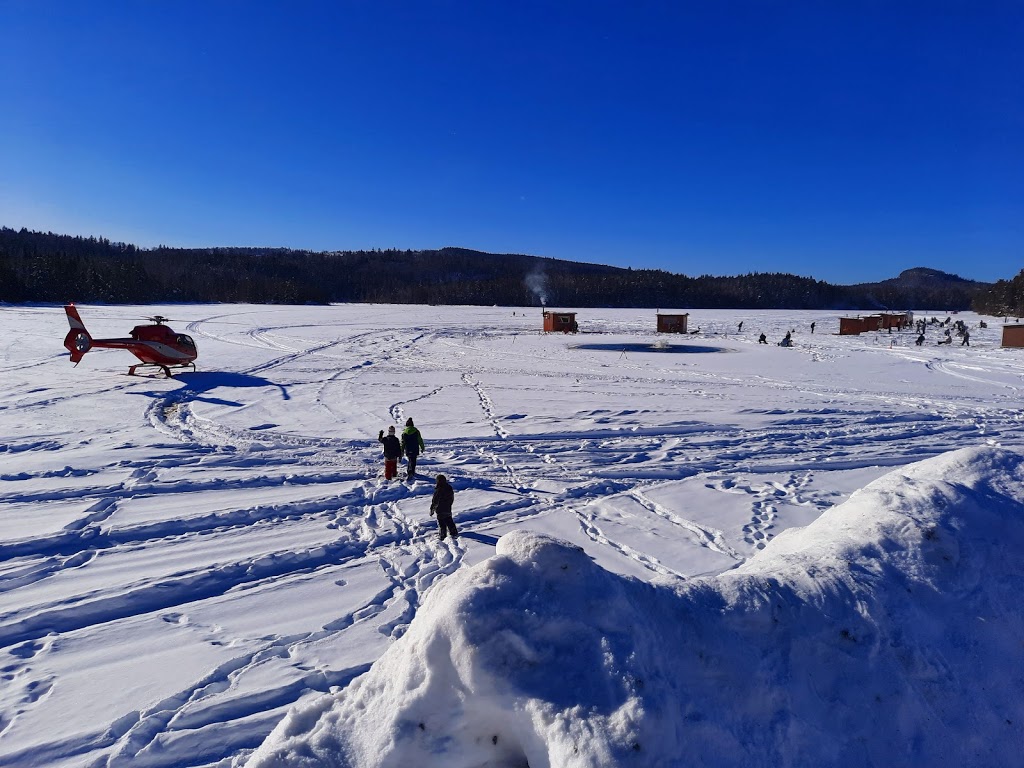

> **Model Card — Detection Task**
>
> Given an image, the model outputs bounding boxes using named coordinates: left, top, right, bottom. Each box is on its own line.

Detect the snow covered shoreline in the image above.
left=246, top=447, right=1024, bottom=767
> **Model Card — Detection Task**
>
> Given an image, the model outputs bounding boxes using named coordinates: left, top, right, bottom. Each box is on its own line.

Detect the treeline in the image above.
left=0, top=227, right=989, bottom=310
left=972, top=269, right=1024, bottom=317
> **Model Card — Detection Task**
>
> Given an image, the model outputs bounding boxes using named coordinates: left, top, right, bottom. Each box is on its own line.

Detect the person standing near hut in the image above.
left=401, top=417, right=425, bottom=479
left=429, top=474, right=458, bottom=541
left=378, top=426, right=402, bottom=481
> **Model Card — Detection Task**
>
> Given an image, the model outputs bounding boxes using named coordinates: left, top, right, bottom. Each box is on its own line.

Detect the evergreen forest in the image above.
left=0, top=227, right=1005, bottom=312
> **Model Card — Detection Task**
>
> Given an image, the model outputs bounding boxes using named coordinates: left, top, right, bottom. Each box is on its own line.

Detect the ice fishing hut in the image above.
left=880, top=312, right=913, bottom=330
left=839, top=313, right=910, bottom=335
left=656, top=312, right=689, bottom=333
left=839, top=316, right=876, bottom=335
left=1002, top=325, right=1024, bottom=348
left=542, top=310, right=578, bottom=333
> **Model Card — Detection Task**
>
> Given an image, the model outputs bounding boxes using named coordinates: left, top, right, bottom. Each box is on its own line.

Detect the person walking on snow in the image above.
left=430, top=474, right=458, bottom=541
left=401, top=418, right=425, bottom=479
left=962, top=329, right=970, bottom=346
left=378, top=426, right=402, bottom=481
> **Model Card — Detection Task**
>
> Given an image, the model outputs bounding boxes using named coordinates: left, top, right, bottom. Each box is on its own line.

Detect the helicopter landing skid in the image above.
left=127, top=362, right=196, bottom=378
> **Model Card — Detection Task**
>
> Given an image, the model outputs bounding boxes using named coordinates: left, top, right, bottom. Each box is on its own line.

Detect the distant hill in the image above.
left=0, top=226, right=994, bottom=310
left=846, top=267, right=990, bottom=311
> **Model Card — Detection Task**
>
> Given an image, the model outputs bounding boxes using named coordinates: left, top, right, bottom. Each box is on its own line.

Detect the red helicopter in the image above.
left=63, top=304, right=198, bottom=377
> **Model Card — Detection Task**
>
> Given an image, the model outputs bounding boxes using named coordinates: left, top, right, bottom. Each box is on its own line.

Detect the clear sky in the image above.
left=1, top=1, right=1021, bottom=284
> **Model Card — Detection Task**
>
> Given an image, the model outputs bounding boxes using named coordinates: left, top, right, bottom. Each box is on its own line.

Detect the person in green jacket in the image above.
left=401, top=417, right=425, bottom=479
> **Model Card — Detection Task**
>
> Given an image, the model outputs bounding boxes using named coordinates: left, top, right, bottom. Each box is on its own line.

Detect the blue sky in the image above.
left=1, top=1, right=1021, bottom=284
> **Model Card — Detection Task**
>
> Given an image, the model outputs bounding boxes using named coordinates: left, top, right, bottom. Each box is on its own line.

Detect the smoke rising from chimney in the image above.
left=524, top=268, right=548, bottom=306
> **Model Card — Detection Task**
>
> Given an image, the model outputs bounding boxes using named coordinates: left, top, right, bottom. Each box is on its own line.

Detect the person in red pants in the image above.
left=378, top=426, right=402, bottom=480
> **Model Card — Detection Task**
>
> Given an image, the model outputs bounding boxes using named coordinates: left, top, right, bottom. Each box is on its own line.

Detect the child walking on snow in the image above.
left=430, top=474, right=458, bottom=541
left=378, top=426, right=402, bottom=480
left=401, top=418, right=425, bottom=479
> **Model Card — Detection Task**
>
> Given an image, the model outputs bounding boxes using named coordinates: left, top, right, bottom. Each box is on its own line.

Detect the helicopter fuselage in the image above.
left=63, top=305, right=198, bottom=376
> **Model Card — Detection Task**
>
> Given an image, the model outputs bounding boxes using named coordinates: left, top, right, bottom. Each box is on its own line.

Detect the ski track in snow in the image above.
left=1, top=306, right=1022, bottom=766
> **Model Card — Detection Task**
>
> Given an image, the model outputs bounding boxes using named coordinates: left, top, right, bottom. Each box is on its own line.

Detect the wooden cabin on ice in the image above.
left=656, top=312, right=689, bottom=333
left=1002, top=325, right=1024, bottom=348
left=542, top=310, right=578, bottom=333
left=839, top=311, right=913, bottom=335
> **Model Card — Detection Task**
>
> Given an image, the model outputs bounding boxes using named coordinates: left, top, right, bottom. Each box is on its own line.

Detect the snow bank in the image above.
left=244, top=446, right=1024, bottom=767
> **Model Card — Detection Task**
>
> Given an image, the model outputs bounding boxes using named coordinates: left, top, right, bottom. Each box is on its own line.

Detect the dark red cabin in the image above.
left=542, top=310, right=578, bottom=333
left=1002, top=325, right=1024, bottom=348
left=656, top=313, right=689, bottom=333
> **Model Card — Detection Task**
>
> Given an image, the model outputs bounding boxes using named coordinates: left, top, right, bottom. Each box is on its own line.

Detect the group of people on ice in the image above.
left=378, top=418, right=424, bottom=480
left=377, top=418, right=458, bottom=541
left=916, top=317, right=975, bottom=346
left=755, top=329, right=795, bottom=346
left=753, top=325, right=808, bottom=346
left=748, top=317, right=982, bottom=348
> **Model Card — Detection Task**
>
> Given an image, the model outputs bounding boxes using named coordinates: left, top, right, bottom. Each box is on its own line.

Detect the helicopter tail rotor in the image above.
left=63, top=304, right=93, bottom=364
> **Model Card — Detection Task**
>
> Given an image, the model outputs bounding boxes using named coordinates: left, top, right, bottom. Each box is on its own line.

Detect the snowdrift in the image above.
left=244, top=446, right=1024, bottom=767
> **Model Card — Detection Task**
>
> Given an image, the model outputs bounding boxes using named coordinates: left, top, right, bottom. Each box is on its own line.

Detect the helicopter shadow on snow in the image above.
left=167, top=371, right=291, bottom=406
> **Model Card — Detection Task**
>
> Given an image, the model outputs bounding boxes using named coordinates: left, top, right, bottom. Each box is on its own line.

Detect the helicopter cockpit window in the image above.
left=177, top=335, right=196, bottom=350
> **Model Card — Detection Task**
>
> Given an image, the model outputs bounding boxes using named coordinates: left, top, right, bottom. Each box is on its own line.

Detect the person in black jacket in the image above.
left=378, top=426, right=402, bottom=481
left=429, top=474, right=458, bottom=541
left=401, top=418, right=425, bottom=479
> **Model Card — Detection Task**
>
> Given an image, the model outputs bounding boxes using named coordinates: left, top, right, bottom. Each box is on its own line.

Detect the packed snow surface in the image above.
left=0, top=304, right=1022, bottom=767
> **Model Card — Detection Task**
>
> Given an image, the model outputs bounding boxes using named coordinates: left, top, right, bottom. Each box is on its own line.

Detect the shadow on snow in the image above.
left=172, top=371, right=291, bottom=404
left=570, top=342, right=727, bottom=354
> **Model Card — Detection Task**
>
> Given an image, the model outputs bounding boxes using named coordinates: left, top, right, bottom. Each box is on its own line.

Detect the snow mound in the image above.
left=245, top=446, right=1024, bottom=767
